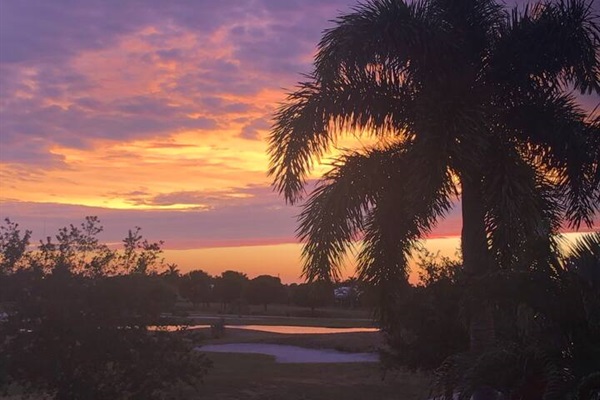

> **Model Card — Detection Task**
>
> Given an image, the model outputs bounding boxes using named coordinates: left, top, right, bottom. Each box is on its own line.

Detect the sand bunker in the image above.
left=198, top=343, right=379, bottom=363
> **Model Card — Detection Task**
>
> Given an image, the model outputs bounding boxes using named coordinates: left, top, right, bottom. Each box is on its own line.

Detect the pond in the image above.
left=198, top=343, right=379, bottom=363
left=155, top=324, right=378, bottom=334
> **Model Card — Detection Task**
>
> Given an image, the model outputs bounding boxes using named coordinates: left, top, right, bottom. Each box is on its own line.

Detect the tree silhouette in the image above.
left=291, top=281, right=333, bottom=314
left=0, top=218, right=31, bottom=274
left=120, top=227, right=164, bottom=274
left=35, top=216, right=116, bottom=276
left=179, top=269, right=214, bottom=307
left=246, top=275, right=286, bottom=311
left=213, top=270, right=249, bottom=310
left=268, top=0, right=599, bottom=354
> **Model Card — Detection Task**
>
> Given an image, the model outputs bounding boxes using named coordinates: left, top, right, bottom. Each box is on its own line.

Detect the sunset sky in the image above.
left=0, top=0, right=597, bottom=283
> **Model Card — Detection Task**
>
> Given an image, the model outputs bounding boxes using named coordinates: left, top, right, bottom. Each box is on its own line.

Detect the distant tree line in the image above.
left=174, top=268, right=373, bottom=315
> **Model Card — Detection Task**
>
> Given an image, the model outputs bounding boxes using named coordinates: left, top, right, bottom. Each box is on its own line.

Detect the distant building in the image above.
left=334, top=286, right=352, bottom=300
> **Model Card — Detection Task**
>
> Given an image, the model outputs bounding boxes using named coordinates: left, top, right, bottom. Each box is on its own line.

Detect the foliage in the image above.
left=0, top=218, right=31, bottom=274
left=20, top=217, right=165, bottom=277
left=290, top=281, right=334, bottom=312
left=246, top=275, right=286, bottom=310
left=34, top=216, right=116, bottom=276
left=179, top=269, right=214, bottom=306
left=213, top=270, right=249, bottom=309
left=0, top=217, right=210, bottom=399
left=379, top=239, right=600, bottom=398
left=416, top=249, right=462, bottom=287
left=120, top=226, right=165, bottom=274
left=430, top=232, right=600, bottom=400
left=1, top=273, right=207, bottom=399
left=381, top=249, right=468, bottom=371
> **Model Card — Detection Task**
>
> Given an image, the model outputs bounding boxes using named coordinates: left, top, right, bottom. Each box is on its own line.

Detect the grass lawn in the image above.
left=172, top=303, right=375, bottom=325
left=190, top=328, right=431, bottom=399
left=3, top=329, right=427, bottom=399
left=183, top=314, right=376, bottom=328
left=197, top=352, right=432, bottom=400
left=164, top=303, right=379, bottom=330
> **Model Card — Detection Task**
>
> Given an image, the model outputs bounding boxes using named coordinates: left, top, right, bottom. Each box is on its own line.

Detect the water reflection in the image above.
left=152, top=324, right=378, bottom=334
left=231, top=325, right=378, bottom=334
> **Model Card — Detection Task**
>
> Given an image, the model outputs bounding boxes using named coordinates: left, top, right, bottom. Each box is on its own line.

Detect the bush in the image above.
left=382, top=251, right=468, bottom=370
left=381, top=240, right=600, bottom=400
left=0, top=217, right=212, bottom=399
left=0, top=271, right=212, bottom=399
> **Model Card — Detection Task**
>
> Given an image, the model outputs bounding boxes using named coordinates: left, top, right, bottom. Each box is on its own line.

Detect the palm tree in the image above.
left=268, top=0, right=600, bottom=354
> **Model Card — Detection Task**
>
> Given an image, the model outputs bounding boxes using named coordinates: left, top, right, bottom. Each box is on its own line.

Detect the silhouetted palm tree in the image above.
left=269, top=0, right=599, bottom=353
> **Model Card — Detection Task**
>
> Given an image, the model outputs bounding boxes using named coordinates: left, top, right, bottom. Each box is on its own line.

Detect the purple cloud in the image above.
left=0, top=0, right=361, bottom=172
left=240, top=117, right=272, bottom=140
left=0, top=184, right=300, bottom=249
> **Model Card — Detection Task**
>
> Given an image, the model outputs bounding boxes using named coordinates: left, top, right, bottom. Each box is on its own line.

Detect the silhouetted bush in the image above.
left=0, top=217, right=211, bottom=399
left=382, top=240, right=600, bottom=399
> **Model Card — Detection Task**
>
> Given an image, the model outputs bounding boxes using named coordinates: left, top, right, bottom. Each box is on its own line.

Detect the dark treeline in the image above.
left=176, top=269, right=373, bottom=314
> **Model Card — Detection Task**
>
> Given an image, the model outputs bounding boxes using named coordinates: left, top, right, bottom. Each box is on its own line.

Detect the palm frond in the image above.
left=490, top=0, right=600, bottom=94
left=433, top=0, right=507, bottom=61
left=575, top=372, right=600, bottom=400
left=500, top=90, right=599, bottom=228
left=482, top=144, right=563, bottom=271
left=569, top=231, right=600, bottom=260
left=356, top=172, right=454, bottom=284
left=589, top=113, right=600, bottom=205
left=268, top=65, right=419, bottom=203
left=566, top=231, right=600, bottom=288
left=299, top=136, right=454, bottom=286
left=297, top=147, right=391, bottom=282
left=269, top=0, right=452, bottom=204
left=315, top=0, right=452, bottom=82
left=356, top=138, right=455, bottom=301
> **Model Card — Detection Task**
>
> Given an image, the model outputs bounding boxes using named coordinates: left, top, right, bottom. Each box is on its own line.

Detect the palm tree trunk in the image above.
left=461, top=175, right=495, bottom=354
